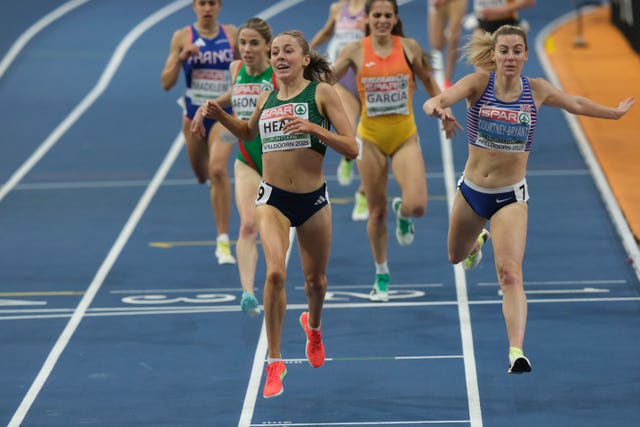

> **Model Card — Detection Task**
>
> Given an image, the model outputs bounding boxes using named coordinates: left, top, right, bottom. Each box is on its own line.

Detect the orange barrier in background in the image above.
left=544, top=5, right=640, bottom=241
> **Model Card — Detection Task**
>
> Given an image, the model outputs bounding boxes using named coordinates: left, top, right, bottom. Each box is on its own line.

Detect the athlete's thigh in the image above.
left=357, top=138, right=389, bottom=207
left=428, top=3, right=447, bottom=48
left=390, top=136, right=427, bottom=204
left=448, top=190, right=487, bottom=258
left=489, top=202, right=528, bottom=266
left=182, top=118, right=209, bottom=183
left=448, top=0, right=468, bottom=30
left=208, top=121, right=235, bottom=170
left=234, top=160, right=261, bottom=219
left=256, top=204, right=291, bottom=269
left=296, top=205, right=332, bottom=278
left=182, top=119, right=209, bottom=170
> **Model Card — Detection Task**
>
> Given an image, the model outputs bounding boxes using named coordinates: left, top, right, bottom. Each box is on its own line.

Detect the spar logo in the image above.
left=479, top=107, right=531, bottom=124
left=364, top=80, right=399, bottom=92
left=233, top=84, right=263, bottom=95
left=261, top=103, right=295, bottom=119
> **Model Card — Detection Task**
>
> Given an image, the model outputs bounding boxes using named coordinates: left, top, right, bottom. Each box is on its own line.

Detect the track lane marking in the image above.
left=0, top=0, right=92, bottom=80
left=6, top=1, right=194, bottom=407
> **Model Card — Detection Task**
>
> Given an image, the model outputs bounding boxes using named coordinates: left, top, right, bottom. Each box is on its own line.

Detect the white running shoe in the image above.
left=463, top=13, right=478, bottom=31
left=508, top=354, right=532, bottom=374
left=215, top=239, right=236, bottom=265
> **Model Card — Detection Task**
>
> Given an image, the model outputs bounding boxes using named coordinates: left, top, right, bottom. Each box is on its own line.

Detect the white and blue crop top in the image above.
left=466, top=72, right=537, bottom=152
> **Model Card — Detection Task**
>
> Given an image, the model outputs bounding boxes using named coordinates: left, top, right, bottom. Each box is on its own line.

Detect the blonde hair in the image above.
left=462, top=25, right=528, bottom=72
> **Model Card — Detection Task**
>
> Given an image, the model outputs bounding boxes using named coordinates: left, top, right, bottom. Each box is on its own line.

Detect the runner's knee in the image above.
left=496, top=260, right=522, bottom=289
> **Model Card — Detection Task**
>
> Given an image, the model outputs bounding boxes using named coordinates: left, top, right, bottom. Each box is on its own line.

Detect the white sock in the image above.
left=375, top=262, right=389, bottom=275
left=217, top=233, right=229, bottom=243
left=307, top=319, right=321, bottom=331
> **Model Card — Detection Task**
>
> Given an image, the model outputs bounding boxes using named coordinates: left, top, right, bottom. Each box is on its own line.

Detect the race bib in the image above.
left=474, top=0, right=506, bottom=10
left=362, top=74, right=410, bottom=117
left=186, top=69, right=230, bottom=105
left=255, top=181, right=272, bottom=206
left=232, top=81, right=273, bottom=120
left=475, top=106, right=531, bottom=152
left=259, top=103, right=312, bottom=152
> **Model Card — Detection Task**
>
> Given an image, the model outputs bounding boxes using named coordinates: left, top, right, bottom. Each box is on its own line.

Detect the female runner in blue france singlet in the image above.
left=160, top=0, right=239, bottom=265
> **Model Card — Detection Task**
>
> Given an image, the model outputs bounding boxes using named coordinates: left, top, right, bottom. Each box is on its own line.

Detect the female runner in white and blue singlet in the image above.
left=423, top=24, right=635, bottom=375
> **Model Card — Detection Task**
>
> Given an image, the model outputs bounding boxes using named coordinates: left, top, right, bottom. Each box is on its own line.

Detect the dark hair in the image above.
left=193, top=0, right=222, bottom=4
left=364, top=0, right=405, bottom=36
left=274, top=30, right=336, bottom=84
left=238, top=17, right=272, bottom=44
left=364, top=0, right=431, bottom=75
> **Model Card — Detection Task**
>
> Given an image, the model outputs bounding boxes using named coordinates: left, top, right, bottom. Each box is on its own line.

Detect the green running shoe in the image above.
left=392, top=197, right=414, bottom=246
left=369, top=273, right=390, bottom=302
left=240, top=291, right=261, bottom=317
left=337, top=157, right=354, bottom=186
left=352, top=191, right=369, bottom=221
left=463, top=229, right=490, bottom=271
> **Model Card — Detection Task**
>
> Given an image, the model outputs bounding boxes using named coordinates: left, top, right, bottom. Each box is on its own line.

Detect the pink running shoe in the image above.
left=263, top=361, right=287, bottom=398
left=299, top=312, right=325, bottom=368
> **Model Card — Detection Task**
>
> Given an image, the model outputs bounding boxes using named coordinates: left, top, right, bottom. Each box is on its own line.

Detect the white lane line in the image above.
left=10, top=169, right=591, bottom=191
left=535, top=10, right=640, bottom=283
left=297, top=283, right=444, bottom=289
left=241, top=2, right=430, bottom=424
left=499, top=287, right=610, bottom=296
left=8, top=5, right=193, bottom=420
left=0, top=0, right=191, bottom=204
left=239, top=1, right=332, bottom=425
left=431, top=49, right=483, bottom=427
left=249, top=419, right=471, bottom=426
left=0, top=0, right=93, bottom=80
left=255, top=0, right=307, bottom=18
left=478, top=280, right=626, bottom=286
left=110, top=287, right=255, bottom=293
left=2, top=295, right=640, bottom=321
left=7, top=129, right=184, bottom=425
left=280, top=355, right=463, bottom=364
left=239, top=225, right=297, bottom=426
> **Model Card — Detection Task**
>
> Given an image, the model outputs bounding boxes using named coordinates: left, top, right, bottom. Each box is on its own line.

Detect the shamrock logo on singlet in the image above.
left=294, top=104, right=307, bottom=116
left=518, top=112, right=530, bottom=125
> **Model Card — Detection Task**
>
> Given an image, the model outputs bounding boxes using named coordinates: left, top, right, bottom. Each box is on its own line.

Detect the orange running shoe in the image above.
left=299, top=312, right=325, bottom=368
left=263, top=361, right=287, bottom=398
